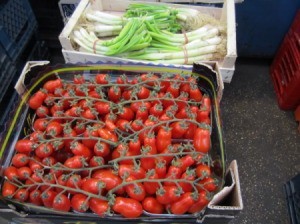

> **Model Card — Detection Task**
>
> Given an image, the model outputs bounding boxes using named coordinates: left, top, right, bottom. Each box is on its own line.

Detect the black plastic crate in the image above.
left=0, top=0, right=37, bottom=61
left=0, top=45, right=17, bottom=102
left=284, top=173, right=300, bottom=224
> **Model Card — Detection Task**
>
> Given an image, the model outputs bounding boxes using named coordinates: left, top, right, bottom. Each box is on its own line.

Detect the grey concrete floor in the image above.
left=221, top=58, right=300, bottom=224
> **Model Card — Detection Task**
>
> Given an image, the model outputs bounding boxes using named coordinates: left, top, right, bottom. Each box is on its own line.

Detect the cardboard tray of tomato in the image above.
left=0, top=62, right=226, bottom=221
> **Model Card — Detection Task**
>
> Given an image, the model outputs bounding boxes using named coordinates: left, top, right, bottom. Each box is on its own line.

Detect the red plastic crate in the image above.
left=270, top=10, right=300, bottom=110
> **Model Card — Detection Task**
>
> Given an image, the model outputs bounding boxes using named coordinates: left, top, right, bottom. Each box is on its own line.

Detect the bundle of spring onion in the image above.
left=72, top=3, right=226, bottom=65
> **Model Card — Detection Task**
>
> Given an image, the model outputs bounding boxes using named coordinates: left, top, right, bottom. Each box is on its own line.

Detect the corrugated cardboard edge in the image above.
left=14, top=61, right=50, bottom=96
left=208, top=160, right=243, bottom=210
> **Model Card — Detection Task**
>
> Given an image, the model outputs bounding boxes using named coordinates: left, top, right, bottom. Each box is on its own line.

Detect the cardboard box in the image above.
left=0, top=61, right=242, bottom=223
left=59, top=0, right=237, bottom=83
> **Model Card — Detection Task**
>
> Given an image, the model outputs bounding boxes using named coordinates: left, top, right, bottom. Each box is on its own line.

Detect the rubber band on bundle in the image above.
left=183, top=46, right=188, bottom=64
left=93, top=39, right=100, bottom=54
left=182, top=29, right=189, bottom=44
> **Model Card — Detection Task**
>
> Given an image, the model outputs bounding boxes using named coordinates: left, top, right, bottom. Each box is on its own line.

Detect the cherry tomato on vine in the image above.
left=95, top=73, right=109, bottom=84
left=17, top=167, right=32, bottom=181
left=29, top=189, right=43, bottom=206
left=125, top=175, right=146, bottom=201
left=89, top=198, right=109, bottom=217
left=118, top=164, right=146, bottom=179
left=64, top=156, right=86, bottom=169
left=156, top=185, right=182, bottom=205
left=92, top=169, right=124, bottom=194
left=196, top=164, right=211, bottom=179
left=15, top=139, right=35, bottom=154
left=142, top=197, right=164, bottom=214
left=43, top=79, right=63, bottom=94
left=193, top=127, right=211, bottom=153
left=13, top=189, right=29, bottom=202
left=4, top=166, right=19, bottom=181
left=28, top=90, right=47, bottom=110
left=108, top=86, right=121, bottom=102
left=36, top=105, right=50, bottom=118
left=112, top=197, right=143, bottom=218
left=11, top=153, right=29, bottom=167
left=33, top=118, right=48, bottom=132
left=35, top=143, right=54, bottom=158
left=52, top=194, right=71, bottom=212
left=71, top=193, right=89, bottom=212
left=188, top=191, right=210, bottom=213
left=94, top=141, right=110, bottom=157
left=156, top=127, right=172, bottom=153
left=170, top=192, right=196, bottom=215
left=41, top=190, right=57, bottom=208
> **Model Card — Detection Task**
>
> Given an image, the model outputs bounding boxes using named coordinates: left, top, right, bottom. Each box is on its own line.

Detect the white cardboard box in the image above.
left=59, top=0, right=237, bottom=83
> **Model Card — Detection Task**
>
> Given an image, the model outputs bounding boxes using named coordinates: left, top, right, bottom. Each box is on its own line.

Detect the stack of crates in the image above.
left=270, top=10, right=300, bottom=110
left=0, top=0, right=37, bottom=102
left=0, top=0, right=51, bottom=130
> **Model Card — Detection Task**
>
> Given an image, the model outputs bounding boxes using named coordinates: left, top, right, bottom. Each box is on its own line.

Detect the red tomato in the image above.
left=188, top=191, right=210, bottom=213
left=126, top=139, right=140, bottom=156
left=116, top=75, right=128, bottom=90
left=28, top=90, right=47, bottom=110
left=97, top=128, right=118, bottom=143
left=33, top=118, right=48, bottom=132
left=35, top=143, right=54, bottom=158
left=71, top=194, right=89, bottom=212
left=171, top=121, right=188, bottom=139
left=29, top=189, right=43, bottom=206
left=137, top=86, right=150, bottom=99
left=13, top=188, right=29, bottom=202
left=143, top=172, right=159, bottom=195
left=41, top=190, right=57, bottom=208
left=179, top=170, right=196, bottom=192
left=125, top=176, right=146, bottom=201
left=94, top=142, right=110, bottom=157
left=4, top=166, right=19, bottom=181
left=82, top=127, right=98, bottom=149
left=155, top=159, right=167, bottom=179
left=193, top=127, right=211, bottom=153
left=131, top=119, right=144, bottom=132
left=92, top=169, right=123, bottom=194
left=11, top=153, right=29, bottom=167
left=36, top=105, right=50, bottom=118
left=149, top=104, right=164, bottom=117
left=89, top=156, right=105, bottom=167
left=46, top=121, right=63, bottom=137
left=156, top=127, right=172, bottom=153
left=2, top=181, right=17, bottom=197
left=116, top=119, right=130, bottom=132
left=136, top=106, right=149, bottom=121
left=196, top=164, right=211, bottom=179
left=89, top=198, right=109, bottom=217
left=170, top=192, right=196, bottom=215
left=64, top=156, right=86, bottom=169
left=82, top=178, right=104, bottom=195
left=179, top=155, right=195, bottom=171
left=166, top=83, right=180, bottom=98
left=112, top=197, right=143, bottom=218
left=73, top=121, right=86, bottom=135
left=30, top=130, right=44, bottom=142
left=70, top=141, right=92, bottom=160
left=43, top=79, right=63, bottom=93
left=198, top=177, right=218, bottom=192
left=183, top=123, right=197, bottom=139
left=118, top=107, right=134, bottom=121
left=66, top=174, right=83, bottom=194
left=81, top=108, right=96, bottom=120
left=118, top=164, right=146, bottom=179
left=95, top=73, right=109, bottom=84
left=17, top=167, right=32, bottom=181
left=73, top=75, right=85, bottom=84
left=142, top=197, right=164, bottom=214
left=189, top=84, right=202, bottom=102
left=156, top=185, right=182, bottom=205
left=164, top=165, right=183, bottom=186
left=108, top=86, right=121, bottom=102
left=202, top=95, right=212, bottom=113
left=53, top=194, right=71, bottom=212
left=94, top=101, right=110, bottom=115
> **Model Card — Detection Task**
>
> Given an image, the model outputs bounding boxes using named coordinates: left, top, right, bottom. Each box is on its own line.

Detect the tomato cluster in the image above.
left=2, top=72, right=218, bottom=218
